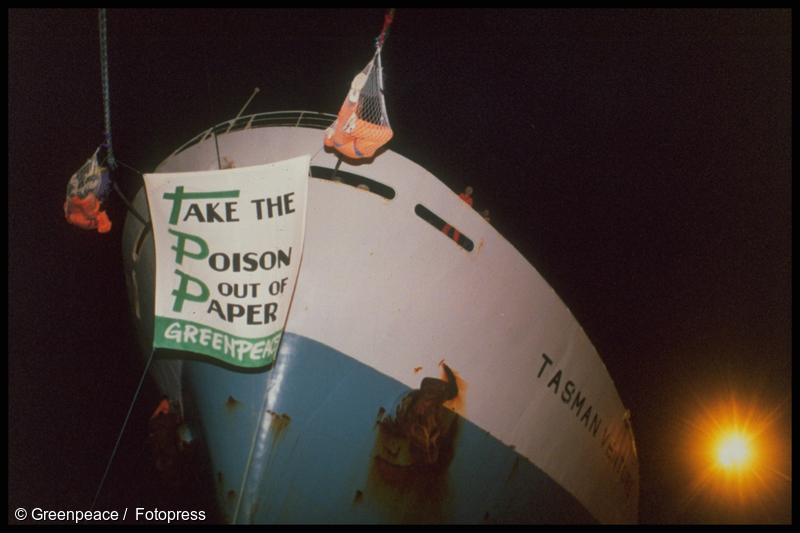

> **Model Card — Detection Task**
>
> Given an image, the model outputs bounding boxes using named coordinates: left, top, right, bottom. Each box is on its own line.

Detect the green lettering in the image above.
left=168, top=229, right=209, bottom=265
left=172, top=269, right=210, bottom=312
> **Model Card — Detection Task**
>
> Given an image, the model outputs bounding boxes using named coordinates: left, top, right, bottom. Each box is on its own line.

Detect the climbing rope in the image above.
left=98, top=8, right=116, bottom=169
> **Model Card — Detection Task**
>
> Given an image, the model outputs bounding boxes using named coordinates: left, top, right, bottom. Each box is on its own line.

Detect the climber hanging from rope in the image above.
left=324, top=9, right=394, bottom=160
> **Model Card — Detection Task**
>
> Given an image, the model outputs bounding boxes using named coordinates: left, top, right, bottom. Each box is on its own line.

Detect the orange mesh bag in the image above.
left=325, top=52, right=393, bottom=159
left=325, top=11, right=394, bottom=159
left=63, top=148, right=112, bottom=233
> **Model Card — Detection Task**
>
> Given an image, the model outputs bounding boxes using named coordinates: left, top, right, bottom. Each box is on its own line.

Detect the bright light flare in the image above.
left=717, top=434, right=750, bottom=468
left=680, top=391, right=791, bottom=522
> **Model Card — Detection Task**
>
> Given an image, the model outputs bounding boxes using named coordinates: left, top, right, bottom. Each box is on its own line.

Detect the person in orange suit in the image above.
left=442, top=187, right=474, bottom=241
left=458, top=186, right=474, bottom=207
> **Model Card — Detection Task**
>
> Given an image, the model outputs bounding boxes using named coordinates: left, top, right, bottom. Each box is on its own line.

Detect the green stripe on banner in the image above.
left=154, top=315, right=283, bottom=368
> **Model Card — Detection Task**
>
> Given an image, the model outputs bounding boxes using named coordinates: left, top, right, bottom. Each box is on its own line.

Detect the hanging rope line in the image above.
left=98, top=8, right=116, bottom=170
left=91, top=349, right=156, bottom=512
left=377, top=8, right=394, bottom=51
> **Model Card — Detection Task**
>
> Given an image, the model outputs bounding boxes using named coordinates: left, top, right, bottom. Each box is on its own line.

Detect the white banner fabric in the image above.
left=143, top=156, right=309, bottom=368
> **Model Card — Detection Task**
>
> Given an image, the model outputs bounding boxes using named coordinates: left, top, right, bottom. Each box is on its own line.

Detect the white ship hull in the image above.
left=122, top=111, right=638, bottom=523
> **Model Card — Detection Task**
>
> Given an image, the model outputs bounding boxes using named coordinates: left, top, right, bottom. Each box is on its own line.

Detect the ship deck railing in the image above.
left=171, top=110, right=337, bottom=158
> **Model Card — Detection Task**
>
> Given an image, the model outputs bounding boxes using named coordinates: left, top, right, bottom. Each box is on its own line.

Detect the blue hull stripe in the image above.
left=180, top=332, right=596, bottom=523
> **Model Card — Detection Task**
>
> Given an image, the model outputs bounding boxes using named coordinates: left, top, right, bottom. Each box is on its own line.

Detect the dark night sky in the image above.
left=9, top=9, right=791, bottom=524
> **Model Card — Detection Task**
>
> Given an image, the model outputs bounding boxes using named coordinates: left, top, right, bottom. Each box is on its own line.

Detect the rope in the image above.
left=112, top=159, right=151, bottom=226
left=91, top=349, right=156, bottom=511
left=112, top=182, right=149, bottom=227
left=376, top=9, right=395, bottom=51
left=232, top=351, right=283, bottom=523
left=98, top=9, right=116, bottom=169
left=116, top=159, right=145, bottom=177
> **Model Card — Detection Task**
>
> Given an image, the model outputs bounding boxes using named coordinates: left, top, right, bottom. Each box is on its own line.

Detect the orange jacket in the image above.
left=150, top=398, right=171, bottom=420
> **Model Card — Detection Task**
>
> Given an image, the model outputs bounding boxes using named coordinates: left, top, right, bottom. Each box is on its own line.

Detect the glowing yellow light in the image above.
left=717, top=434, right=749, bottom=468
left=679, top=389, right=792, bottom=522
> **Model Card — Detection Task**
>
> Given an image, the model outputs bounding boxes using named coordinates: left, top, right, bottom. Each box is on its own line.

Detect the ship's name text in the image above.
left=537, top=353, right=636, bottom=499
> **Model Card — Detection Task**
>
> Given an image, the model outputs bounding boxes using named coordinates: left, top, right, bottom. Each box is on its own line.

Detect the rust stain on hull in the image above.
left=365, top=414, right=459, bottom=523
left=362, top=366, right=463, bottom=522
left=225, top=395, right=242, bottom=411
left=441, top=365, right=468, bottom=417
left=266, top=410, right=291, bottom=441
